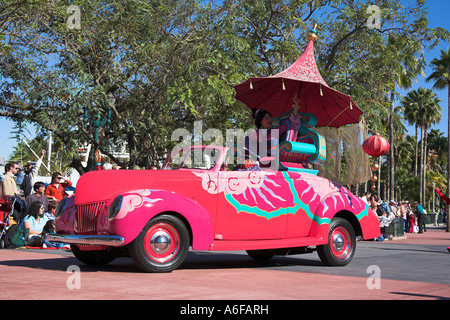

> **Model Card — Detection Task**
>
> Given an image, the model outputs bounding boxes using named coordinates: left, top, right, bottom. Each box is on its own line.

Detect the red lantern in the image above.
left=363, top=134, right=390, bottom=157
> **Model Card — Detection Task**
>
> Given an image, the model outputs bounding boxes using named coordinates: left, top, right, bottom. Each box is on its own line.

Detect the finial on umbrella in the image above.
left=307, top=24, right=318, bottom=41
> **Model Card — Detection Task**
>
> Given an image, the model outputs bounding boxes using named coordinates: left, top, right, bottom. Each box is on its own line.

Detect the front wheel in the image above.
left=129, top=215, right=189, bottom=273
left=317, top=217, right=356, bottom=266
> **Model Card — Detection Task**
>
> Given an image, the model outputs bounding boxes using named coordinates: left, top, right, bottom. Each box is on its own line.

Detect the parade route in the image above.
left=0, top=226, right=448, bottom=301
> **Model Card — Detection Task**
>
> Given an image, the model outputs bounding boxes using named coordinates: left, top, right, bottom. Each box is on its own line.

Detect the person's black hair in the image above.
left=51, top=172, right=62, bottom=184
left=33, top=181, right=46, bottom=192
left=252, top=108, right=271, bottom=129
left=26, top=201, right=43, bottom=219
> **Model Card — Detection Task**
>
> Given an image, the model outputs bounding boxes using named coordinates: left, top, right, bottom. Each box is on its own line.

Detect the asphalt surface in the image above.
left=0, top=225, right=449, bottom=303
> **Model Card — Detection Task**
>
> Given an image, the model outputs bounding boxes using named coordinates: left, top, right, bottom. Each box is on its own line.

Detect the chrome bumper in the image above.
left=47, top=234, right=125, bottom=247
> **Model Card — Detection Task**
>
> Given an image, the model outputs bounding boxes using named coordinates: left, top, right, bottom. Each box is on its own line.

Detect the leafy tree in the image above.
left=0, top=0, right=448, bottom=189
left=426, top=49, right=450, bottom=231
left=401, top=88, right=441, bottom=203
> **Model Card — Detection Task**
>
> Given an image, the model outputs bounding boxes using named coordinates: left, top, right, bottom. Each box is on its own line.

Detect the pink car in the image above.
left=50, top=144, right=380, bottom=272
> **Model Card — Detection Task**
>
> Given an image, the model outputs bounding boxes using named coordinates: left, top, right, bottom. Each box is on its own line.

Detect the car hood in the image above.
left=74, top=169, right=206, bottom=205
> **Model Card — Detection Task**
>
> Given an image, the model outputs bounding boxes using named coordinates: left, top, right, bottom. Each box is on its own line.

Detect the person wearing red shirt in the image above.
left=45, top=172, right=72, bottom=202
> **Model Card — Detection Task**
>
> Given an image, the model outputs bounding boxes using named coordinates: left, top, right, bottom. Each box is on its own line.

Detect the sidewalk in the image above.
left=389, top=225, right=450, bottom=246
left=0, top=226, right=448, bottom=300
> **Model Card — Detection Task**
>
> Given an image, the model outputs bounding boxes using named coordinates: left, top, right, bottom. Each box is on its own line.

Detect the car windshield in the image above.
left=163, top=147, right=221, bottom=170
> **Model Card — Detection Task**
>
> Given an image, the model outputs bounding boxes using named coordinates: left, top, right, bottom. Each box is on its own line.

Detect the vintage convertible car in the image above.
left=50, top=142, right=380, bottom=272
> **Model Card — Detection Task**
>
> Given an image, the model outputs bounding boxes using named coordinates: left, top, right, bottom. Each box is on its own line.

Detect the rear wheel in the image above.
left=317, top=217, right=356, bottom=266
left=129, top=215, right=189, bottom=273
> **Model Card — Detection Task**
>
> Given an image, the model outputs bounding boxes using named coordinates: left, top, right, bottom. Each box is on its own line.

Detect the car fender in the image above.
left=54, top=195, right=77, bottom=235
left=99, top=189, right=214, bottom=249
left=309, top=189, right=380, bottom=241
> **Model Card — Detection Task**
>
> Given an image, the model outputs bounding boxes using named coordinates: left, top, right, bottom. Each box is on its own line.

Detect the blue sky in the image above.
left=402, top=0, right=450, bottom=136
left=0, top=0, right=449, bottom=161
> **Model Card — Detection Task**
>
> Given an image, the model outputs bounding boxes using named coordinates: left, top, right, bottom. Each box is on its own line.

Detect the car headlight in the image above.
left=107, top=195, right=123, bottom=219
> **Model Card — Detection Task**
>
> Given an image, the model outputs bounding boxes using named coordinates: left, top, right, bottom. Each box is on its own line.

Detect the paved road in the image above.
left=0, top=226, right=449, bottom=303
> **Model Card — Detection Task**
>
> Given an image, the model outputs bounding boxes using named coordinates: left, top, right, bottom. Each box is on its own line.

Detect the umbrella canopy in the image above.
left=234, top=32, right=363, bottom=127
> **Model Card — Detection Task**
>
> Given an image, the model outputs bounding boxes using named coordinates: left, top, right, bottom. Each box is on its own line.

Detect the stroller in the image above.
left=0, top=196, right=26, bottom=248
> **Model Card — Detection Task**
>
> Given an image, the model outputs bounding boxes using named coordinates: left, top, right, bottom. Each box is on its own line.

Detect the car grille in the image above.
left=77, top=202, right=106, bottom=234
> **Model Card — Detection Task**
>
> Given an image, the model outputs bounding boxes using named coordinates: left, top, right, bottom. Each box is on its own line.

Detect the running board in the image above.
left=209, top=236, right=324, bottom=251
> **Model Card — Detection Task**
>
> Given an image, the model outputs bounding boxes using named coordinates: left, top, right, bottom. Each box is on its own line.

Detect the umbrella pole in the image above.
left=326, top=105, right=351, bottom=127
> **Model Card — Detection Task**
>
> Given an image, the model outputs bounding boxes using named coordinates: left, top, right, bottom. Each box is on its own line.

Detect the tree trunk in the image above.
left=389, top=90, right=395, bottom=201
left=414, top=124, right=418, bottom=176
left=377, top=156, right=381, bottom=196
left=419, top=126, right=424, bottom=204
left=423, top=124, right=428, bottom=209
left=447, top=86, right=450, bottom=232
left=69, top=154, right=87, bottom=176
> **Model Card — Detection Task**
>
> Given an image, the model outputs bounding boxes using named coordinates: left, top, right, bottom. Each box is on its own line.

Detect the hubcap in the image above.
left=151, top=231, right=171, bottom=252
left=330, top=227, right=351, bottom=259
left=143, top=223, right=180, bottom=263
left=332, top=233, right=345, bottom=251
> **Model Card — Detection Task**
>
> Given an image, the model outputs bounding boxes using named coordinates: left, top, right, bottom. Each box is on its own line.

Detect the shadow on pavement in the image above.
left=0, top=250, right=325, bottom=273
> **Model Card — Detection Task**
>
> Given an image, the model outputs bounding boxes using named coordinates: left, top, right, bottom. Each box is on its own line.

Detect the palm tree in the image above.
left=386, top=34, right=425, bottom=201
left=426, top=49, right=450, bottom=232
left=427, top=129, right=447, bottom=174
left=401, top=89, right=426, bottom=177
left=420, top=91, right=442, bottom=207
left=400, top=88, right=442, bottom=204
left=401, top=98, right=420, bottom=176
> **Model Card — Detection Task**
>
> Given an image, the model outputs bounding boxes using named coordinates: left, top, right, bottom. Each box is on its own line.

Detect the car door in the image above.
left=214, top=170, right=288, bottom=240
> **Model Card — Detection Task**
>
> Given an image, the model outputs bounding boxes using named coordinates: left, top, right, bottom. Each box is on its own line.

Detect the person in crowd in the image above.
left=408, top=210, right=417, bottom=233
left=40, top=219, right=57, bottom=248
left=376, top=211, right=390, bottom=241
left=414, top=202, right=426, bottom=233
left=389, top=201, right=398, bottom=217
left=26, top=181, right=49, bottom=212
left=101, top=163, right=113, bottom=170
left=0, top=161, right=19, bottom=198
left=398, top=201, right=408, bottom=232
left=22, top=200, right=49, bottom=246
left=378, top=200, right=391, bottom=215
left=44, top=201, right=57, bottom=220
left=361, top=191, right=371, bottom=205
left=15, top=165, right=25, bottom=194
left=387, top=202, right=396, bottom=222
left=21, top=149, right=45, bottom=197
left=45, top=172, right=72, bottom=203
left=370, top=195, right=379, bottom=212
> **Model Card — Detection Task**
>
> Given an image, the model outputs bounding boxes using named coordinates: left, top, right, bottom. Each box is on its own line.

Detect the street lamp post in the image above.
left=83, top=107, right=112, bottom=170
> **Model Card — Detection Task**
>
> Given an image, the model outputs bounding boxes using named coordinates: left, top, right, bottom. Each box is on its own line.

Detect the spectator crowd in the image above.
left=0, top=152, right=72, bottom=248
left=361, top=191, right=448, bottom=242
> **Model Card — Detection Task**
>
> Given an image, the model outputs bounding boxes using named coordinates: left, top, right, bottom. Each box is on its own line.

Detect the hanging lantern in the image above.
left=363, top=134, right=390, bottom=157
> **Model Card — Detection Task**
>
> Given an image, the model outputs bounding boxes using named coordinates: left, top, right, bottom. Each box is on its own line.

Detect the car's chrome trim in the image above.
left=47, top=234, right=124, bottom=247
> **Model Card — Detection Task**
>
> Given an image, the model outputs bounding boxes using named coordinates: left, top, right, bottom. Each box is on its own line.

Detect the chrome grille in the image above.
left=77, top=202, right=106, bottom=234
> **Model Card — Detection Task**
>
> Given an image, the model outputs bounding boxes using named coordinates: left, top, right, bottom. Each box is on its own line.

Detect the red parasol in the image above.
left=234, top=29, right=363, bottom=127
